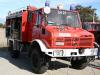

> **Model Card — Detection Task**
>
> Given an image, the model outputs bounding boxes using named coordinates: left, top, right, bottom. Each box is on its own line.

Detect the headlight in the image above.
left=56, top=42, right=64, bottom=46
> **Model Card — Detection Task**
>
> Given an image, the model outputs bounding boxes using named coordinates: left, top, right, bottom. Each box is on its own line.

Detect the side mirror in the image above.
left=42, top=28, right=45, bottom=34
left=36, top=25, right=39, bottom=28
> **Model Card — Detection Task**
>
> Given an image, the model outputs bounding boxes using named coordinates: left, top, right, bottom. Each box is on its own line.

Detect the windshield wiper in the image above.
left=60, top=24, right=69, bottom=26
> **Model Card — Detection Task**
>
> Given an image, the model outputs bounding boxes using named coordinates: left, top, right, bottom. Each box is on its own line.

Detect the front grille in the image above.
left=79, top=38, right=92, bottom=47
left=54, top=37, right=93, bottom=48
left=65, top=38, right=72, bottom=46
left=55, top=37, right=72, bottom=46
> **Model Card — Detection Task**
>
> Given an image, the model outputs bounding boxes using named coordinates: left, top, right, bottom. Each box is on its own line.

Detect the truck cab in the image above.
left=30, top=8, right=97, bottom=55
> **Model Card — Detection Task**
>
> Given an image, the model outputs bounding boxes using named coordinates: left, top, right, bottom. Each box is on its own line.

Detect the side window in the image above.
left=6, top=26, right=11, bottom=37
left=35, top=11, right=42, bottom=27
left=11, top=20, right=14, bottom=34
left=28, top=11, right=33, bottom=21
left=6, top=19, right=11, bottom=37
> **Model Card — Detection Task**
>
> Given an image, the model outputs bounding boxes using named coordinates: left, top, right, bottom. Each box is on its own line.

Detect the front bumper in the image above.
left=44, top=48, right=98, bottom=57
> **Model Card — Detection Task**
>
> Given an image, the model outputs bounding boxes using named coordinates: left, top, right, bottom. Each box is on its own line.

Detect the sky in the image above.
left=0, top=0, right=100, bottom=23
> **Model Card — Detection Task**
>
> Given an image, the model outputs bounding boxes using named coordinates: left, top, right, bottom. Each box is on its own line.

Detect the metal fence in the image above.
left=0, top=28, right=7, bottom=47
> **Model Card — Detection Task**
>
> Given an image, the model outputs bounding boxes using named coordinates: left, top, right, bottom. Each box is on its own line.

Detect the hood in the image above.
left=44, top=26, right=94, bottom=48
left=46, top=26, right=94, bottom=38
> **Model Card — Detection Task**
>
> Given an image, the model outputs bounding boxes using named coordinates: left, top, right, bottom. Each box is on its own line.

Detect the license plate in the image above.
left=53, top=50, right=63, bottom=57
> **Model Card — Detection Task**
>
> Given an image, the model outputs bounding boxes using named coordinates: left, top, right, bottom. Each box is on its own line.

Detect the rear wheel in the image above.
left=31, top=47, right=49, bottom=74
left=8, top=42, right=20, bottom=58
left=71, top=57, right=88, bottom=69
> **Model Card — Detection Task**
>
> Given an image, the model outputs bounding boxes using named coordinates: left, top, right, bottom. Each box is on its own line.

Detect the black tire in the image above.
left=31, top=48, right=48, bottom=74
left=71, top=57, right=88, bottom=69
left=8, top=42, right=20, bottom=58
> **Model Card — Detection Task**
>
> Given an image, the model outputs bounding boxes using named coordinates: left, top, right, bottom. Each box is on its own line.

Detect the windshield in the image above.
left=46, top=9, right=81, bottom=28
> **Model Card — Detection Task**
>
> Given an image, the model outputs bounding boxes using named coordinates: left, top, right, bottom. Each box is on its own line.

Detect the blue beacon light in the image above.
left=45, top=0, right=50, bottom=7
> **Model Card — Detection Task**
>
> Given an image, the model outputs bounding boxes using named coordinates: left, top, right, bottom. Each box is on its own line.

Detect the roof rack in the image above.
left=6, top=6, right=28, bottom=19
left=6, top=6, right=37, bottom=19
left=8, top=6, right=27, bottom=16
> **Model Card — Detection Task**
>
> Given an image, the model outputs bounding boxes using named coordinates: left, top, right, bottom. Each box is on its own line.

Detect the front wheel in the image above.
left=71, top=57, right=88, bottom=69
left=31, top=47, right=49, bottom=74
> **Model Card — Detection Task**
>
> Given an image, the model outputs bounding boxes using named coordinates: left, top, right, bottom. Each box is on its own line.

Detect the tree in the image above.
left=75, top=5, right=99, bottom=22
left=0, top=23, right=5, bottom=28
left=0, top=23, right=3, bottom=27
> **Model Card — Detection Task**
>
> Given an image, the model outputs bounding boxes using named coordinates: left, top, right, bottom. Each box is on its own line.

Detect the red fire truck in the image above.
left=6, top=6, right=98, bottom=74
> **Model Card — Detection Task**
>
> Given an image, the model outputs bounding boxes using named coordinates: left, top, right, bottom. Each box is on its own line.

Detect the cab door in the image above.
left=32, top=10, right=42, bottom=40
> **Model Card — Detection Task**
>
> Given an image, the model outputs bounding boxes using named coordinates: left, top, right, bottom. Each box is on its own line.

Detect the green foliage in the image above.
left=75, top=5, right=99, bottom=22
left=0, top=23, right=5, bottom=28
left=0, top=23, right=3, bottom=26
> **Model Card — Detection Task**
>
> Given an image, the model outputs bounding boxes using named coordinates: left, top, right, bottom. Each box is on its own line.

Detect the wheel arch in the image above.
left=32, top=39, right=47, bottom=52
left=28, top=39, right=47, bottom=57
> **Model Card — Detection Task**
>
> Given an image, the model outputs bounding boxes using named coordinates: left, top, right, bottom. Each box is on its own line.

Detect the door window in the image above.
left=35, top=11, right=42, bottom=27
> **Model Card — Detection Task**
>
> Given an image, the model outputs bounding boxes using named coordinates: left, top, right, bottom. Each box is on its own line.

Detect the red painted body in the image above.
left=6, top=6, right=95, bottom=49
left=5, top=6, right=98, bottom=73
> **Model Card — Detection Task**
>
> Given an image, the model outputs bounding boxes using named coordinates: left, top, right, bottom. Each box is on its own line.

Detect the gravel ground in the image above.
left=0, top=28, right=100, bottom=75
